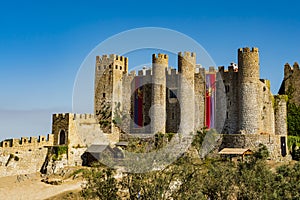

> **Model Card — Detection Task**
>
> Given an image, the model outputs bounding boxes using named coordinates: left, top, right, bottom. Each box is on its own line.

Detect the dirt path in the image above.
left=0, top=173, right=82, bottom=200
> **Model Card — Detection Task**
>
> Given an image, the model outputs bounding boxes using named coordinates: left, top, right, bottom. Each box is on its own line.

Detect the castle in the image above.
left=0, top=47, right=292, bottom=177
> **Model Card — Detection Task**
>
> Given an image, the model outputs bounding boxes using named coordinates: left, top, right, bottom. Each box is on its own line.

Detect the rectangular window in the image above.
left=103, top=93, right=106, bottom=98
left=169, top=89, right=177, bottom=98
left=225, top=85, right=230, bottom=93
left=115, top=65, right=118, bottom=69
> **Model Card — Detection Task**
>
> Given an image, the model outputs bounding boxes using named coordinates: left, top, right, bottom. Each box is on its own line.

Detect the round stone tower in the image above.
left=151, top=53, right=168, bottom=134
left=274, top=95, right=288, bottom=136
left=178, top=52, right=195, bottom=135
left=238, top=47, right=260, bottom=134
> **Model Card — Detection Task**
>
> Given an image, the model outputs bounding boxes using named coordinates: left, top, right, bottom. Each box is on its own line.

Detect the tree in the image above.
left=287, top=103, right=300, bottom=137
left=253, top=143, right=269, bottom=160
left=82, top=167, right=120, bottom=200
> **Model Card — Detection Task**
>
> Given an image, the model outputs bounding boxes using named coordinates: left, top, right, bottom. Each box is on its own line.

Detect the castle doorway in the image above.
left=59, top=130, right=66, bottom=145
left=280, top=136, right=287, bottom=157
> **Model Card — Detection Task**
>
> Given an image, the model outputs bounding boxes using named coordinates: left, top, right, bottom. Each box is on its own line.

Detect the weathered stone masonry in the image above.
left=0, top=47, right=293, bottom=177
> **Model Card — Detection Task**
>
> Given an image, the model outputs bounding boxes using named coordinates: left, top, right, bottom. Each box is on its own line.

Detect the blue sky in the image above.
left=1, top=0, right=300, bottom=140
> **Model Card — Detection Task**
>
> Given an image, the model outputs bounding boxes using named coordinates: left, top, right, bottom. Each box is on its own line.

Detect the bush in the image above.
left=82, top=167, right=119, bottom=200
left=253, top=144, right=269, bottom=160
left=292, top=148, right=300, bottom=161
left=55, top=145, right=68, bottom=156
left=287, top=103, right=300, bottom=136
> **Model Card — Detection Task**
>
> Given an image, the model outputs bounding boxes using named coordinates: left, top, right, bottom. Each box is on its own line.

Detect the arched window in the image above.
left=59, top=130, right=66, bottom=145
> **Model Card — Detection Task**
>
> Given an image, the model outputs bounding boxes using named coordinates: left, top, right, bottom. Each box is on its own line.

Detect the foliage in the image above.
left=292, top=148, right=300, bottom=161
left=273, top=162, right=300, bottom=199
left=285, top=85, right=300, bottom=137
left=287, top=103, right=300, bottom=136
left=54, top=145, right=68, bottom=156
left=288, top=136, right=300, bottom=160
left=236, top=159, right=275, bottom=199
left=192, top=129, right=207, bottom=152
left=286, top=85, right=295, bottom=101
left=253, top=143, right=269, bottom=160
left=81, top=132, right=300, bottom=199
left=51, top=146, right=68, bottom=161
left=82, top=167, right=120, bottom=200
left=113, top=102, right=122, bottom=125
left=68, top=168, right=87, bottom=178
left=287, top=136, right=300, bottom=150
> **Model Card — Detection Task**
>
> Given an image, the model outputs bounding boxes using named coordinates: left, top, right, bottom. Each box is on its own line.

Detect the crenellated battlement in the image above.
left=238, top=47, right=259, bottom=53
left=178, top=51, right=196, bottom=74
left=218, top=64, right=238, bottom=74
left=123, top=64, right=206, bottom=79
left=137, top=67, right=151, bottom=76
left=0, top=134, right=54, bottom=149
left=167, top=67, right=177, bottom=76
left=96, top=54, right=128, bottom=64
left=53, top=113, right=96, bottom=122
left=152, top=53, right=169, bottom=65
left=178, top=51, right=196, bottom=58
left=238, top=46, right=260, bottom=81
left=283, top=62, right=300, bottom=79
left=53, top=113, right=71, bottom=121
left=73, top=113, right=95, bottom=120
left=96, top=54, right=128, bottom=72
left=178, top=51, right=196, bottom=63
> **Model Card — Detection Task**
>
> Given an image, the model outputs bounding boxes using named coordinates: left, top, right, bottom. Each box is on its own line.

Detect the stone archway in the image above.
left=59, top=130, right=66, bottom=145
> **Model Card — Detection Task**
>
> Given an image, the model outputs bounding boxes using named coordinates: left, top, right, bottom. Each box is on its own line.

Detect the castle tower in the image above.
left=238, top=47, right=260, bottom=134
left=151, top=53, right=168, bottom=134
left=178, top=52, right=195, bottom=134
left=274, top=95, right=288, bottom=136
left=94, top=54, right=128, bottom=133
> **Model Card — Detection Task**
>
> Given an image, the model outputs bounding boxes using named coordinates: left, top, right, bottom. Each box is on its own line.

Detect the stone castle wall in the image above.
left=0, top=134, right=54, bottom=149
left=166, top=67, right=180, bottom=133
left=0, top=47, right=291, bottom=178
left=0, top=147, right=48, bottom=177
left=218, top=48, right=277, bottom=136
left=95, top=52, right=208, bottom=135
left=218, top=65, right=239, bottom=134
left=52, top=113, right=114, bottom=166
left=94, top=54, right=128, bottom=134
left=220, top=134, right=289, bottom=161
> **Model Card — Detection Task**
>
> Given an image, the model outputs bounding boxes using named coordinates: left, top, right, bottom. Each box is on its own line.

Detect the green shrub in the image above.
left=287, top=136, right=300, bottom=150
left=253, top=144, right=269, bottom=160
left=55, top=145, right=68, bottom=156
